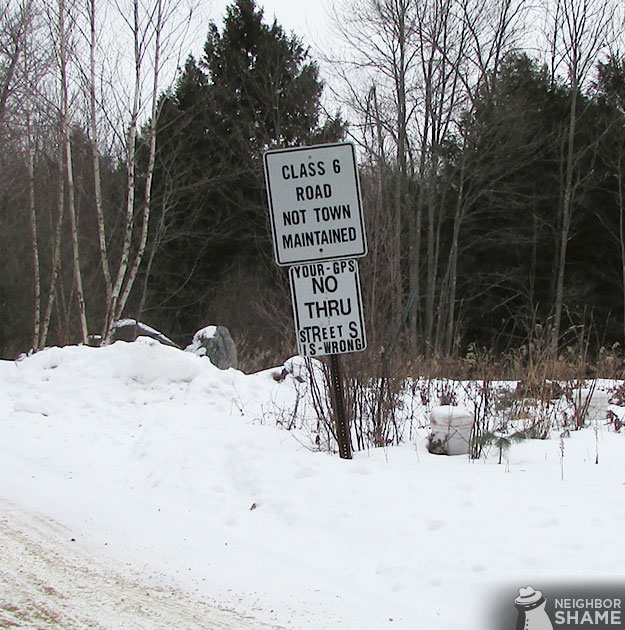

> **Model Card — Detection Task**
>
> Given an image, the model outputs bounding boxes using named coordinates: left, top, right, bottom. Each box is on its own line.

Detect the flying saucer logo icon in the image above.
left=515, top=586, right=554, bottom=630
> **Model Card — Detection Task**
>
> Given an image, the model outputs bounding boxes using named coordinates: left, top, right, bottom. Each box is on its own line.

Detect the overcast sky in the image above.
left=179, top=0, right=340, bottom=104
left=150, top=0, right=339, bottom=117
left=207, top=0, right=334, bottom=43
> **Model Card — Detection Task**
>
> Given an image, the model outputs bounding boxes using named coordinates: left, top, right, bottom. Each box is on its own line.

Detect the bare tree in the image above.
left=328, top=0, right=531, bottom=358
left=79, top=0, right=197, bottom=341
left=0, top=0, right=198, bottom=351
left=433, top=0, right=531, bottom=355
left=0, top=0, right=34, bottom=125
left=0, top=0, right=63, bottom=351
left=413, top=0, right=470, bottom=355
left=542, top=0, right=617, bottom=354
left=86, top=0, right=111, bottom=311
left=327, top=0, right=423, bottom=355
left=58, top=0, right=89, bottom=342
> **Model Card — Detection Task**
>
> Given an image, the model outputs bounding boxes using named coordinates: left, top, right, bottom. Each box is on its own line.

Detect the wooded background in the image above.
left=1, top=0, right=625, bottom=372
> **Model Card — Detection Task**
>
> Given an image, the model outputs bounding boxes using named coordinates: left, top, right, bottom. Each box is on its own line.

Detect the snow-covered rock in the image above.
left=110, top=318, right=179, bottom=348
left=185, top=325, right=237, bottom=370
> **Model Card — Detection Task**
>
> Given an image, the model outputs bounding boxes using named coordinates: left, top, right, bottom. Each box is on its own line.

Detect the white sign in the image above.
left=264, top=142, right=367, bottom=266
left=289, top=259, right=367, bottom=357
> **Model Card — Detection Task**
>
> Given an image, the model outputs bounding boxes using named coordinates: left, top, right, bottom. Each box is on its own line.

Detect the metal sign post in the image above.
left=288, top=258, right=366, bottom=460
left=264, top=142, right=368, bottom=460
left=328, top=353, right=351, bottom=459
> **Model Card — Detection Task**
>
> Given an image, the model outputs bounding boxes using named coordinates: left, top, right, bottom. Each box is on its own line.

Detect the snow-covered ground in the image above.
left=1, top=339, right=624, bottom=629
left=0, top=497, right=280, bottom=628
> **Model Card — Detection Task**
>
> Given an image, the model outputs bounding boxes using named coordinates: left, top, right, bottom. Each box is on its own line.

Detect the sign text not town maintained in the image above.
left=264, top=142, right=367, bottom=266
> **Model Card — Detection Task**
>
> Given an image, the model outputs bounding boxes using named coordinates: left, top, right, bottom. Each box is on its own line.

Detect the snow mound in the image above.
left=2, top=342, right=625, bottom=630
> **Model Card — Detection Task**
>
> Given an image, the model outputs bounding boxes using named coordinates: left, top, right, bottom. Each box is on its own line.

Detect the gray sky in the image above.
left=154, top=0, right=338, bottom=113
left=207, top=0, right=333, bottom=46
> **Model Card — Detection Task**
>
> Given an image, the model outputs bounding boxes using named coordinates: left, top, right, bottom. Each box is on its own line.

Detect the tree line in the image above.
left=331, top=0, right=625, bottom=365
left=1, top=0, right=625, bottom=371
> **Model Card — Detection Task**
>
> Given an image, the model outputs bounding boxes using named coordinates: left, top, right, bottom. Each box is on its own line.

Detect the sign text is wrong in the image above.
left=289, top=259, right=366, bottom=357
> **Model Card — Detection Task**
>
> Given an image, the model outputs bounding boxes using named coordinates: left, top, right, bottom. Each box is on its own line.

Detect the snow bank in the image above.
left=2, top=342, right=625, bottom=630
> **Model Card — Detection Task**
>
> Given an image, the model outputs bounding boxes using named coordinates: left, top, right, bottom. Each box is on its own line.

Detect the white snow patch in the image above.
left=1, top=341, right=625, bottom=629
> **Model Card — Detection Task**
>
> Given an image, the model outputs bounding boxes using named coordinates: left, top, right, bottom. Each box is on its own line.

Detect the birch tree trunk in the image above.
left=116, top=0, right=164, bottom=323
left=87, top=0, right=111, bottom=307
left=58, top=0, right=88, bottom=343
left=102, top=0, right=141, bottom=340
left=40, top=134, right=65, bottom=349
left=26, top=127, right=41, bottom=350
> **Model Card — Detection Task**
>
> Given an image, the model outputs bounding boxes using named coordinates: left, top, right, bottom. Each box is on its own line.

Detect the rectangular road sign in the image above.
left=289, top=259, right=367, bottom=357
left=264, top=142, right=367, bottom=266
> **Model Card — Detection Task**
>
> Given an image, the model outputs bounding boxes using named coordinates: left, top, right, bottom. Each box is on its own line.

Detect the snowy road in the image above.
left=0, top=499, right=283, bottom=629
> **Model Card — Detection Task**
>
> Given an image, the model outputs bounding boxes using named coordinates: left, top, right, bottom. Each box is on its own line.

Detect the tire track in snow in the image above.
left=0, top=499, right=283, bottom=629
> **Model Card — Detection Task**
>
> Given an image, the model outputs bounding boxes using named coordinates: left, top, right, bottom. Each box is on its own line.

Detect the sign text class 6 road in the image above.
left=264, top=142, right=367, bottom=266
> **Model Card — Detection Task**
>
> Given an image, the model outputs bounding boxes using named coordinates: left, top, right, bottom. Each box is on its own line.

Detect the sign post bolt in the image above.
left=328, top=353, right=352, bottom=459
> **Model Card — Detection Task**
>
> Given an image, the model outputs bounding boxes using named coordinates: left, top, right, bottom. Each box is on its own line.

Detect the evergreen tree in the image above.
left=453, top=54, right=567, bottom=348
left=454, top=53, right=625, bottom=353
left=588, top=55, right=625, bottom=342
left=142, top=0, right=343, bottom=363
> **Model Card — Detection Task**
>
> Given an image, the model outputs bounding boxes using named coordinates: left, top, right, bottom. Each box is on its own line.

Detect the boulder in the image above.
left=186, top=325, right=237, bottom=370
left=110, top=319, right=179, bottom=348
